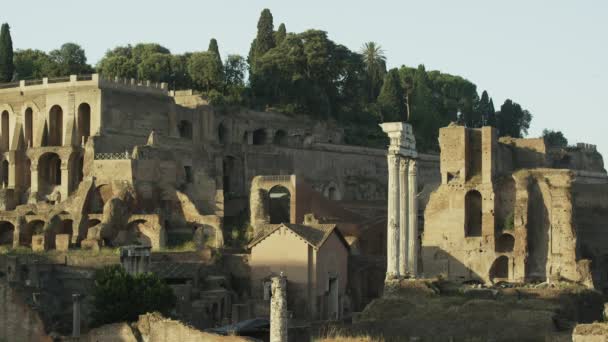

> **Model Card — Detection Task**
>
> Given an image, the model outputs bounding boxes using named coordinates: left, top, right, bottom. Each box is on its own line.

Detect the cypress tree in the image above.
left=478, top=90, right=490, bottom=126
left=275, top=23, right=287, bottom=46
left=253, top=9, right=275, bottom=62
left=377, top=68, right=406, bottom=122
left=0, top=23, right=15, bottom=82
left=487, top=98, right=496, bottom=127
left=208, top=38, right=222, bottom=66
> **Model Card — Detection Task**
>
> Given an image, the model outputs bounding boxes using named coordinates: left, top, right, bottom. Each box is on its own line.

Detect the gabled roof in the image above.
left=248, top=223, right=348, bottom=250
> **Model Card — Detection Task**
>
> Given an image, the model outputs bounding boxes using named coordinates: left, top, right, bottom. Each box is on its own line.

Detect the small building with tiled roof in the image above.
left=248, top=222, right=349, bottom=321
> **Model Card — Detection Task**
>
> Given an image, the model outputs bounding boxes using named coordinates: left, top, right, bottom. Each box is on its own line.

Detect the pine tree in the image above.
left=377, top=68, right=406, bottom=122
left=0, top=23, right=15, bottom=82
left=252, top=9, right=275, bottom=66
left=275, top=23, right=287, bottom=46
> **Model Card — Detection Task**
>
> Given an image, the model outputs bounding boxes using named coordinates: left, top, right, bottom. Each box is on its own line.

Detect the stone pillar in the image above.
left=72, top=293, right=81, bottom=337
left=386, top=153, right=400, bottom=279
left=399, top=158, right=409, bottom=276
left=380, top=122, right=417, bottom=280
left=60, top=164, right=69, bottom=202
left=30, top=161, right=38, bottom=193
left=270, top=273, right=288, bottom=342
left=407, top=160, right=418, bottom=277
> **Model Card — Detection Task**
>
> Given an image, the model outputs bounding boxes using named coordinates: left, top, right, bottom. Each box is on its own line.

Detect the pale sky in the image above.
left=4, top=0, right=608, bottom=159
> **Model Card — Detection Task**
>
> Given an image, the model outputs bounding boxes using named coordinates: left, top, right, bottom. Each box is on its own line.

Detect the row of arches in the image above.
left=217, top=123, right=288, bottom=147
left=0, top=103, right=91, bottom=150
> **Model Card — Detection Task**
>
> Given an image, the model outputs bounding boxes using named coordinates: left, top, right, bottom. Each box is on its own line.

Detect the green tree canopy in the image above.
left=91, top=265, right=175, bottom=327
left=543, top=129, right=568, bottom=147
left=137, top=52, right=172, bottom=82
left=13, top=49, right=54, bottom=80
left=48, top=43, right=93, bottom=76
left=0, top=23, right=15, bottom=82
left=275, top=23, right=287, bottom=46
left=496, top=99, right=532, bottom=138
left=377, top=68, right=406, bottom=122
left=187, top=52, right=223, bottom=91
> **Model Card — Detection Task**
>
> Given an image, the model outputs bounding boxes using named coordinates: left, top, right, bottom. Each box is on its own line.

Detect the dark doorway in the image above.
left=269, top=186, right=291, bottom=224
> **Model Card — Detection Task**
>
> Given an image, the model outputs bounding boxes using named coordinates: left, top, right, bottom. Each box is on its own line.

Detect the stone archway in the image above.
left=268, top=185, right=291, bottom=224
left=48, top=105, right=63, bottom=146
left=178, top=120, right=193, bottom=139
left=25, top=107, right=33, bottom=147
left=77, top=103, right=91, bottom=144
left=23, top=220, right=44, bottom=246
left=1, top=110, right=9, bottom=150
left=496, top=234, right=515, bottom=253
left=252, top=129, right=266, bottom=145
left=0, top=221, right=14, bottom=245
left=38, top=152, right=62, bottom=193
left=490, top=256, right=509, bottom=280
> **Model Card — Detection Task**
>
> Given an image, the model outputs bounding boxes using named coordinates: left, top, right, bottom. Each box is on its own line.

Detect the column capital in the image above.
left=380, top=122, right=417, bottom=158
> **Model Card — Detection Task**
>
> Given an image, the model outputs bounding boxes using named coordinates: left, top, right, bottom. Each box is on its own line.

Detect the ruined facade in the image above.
left=422, top=124, right=608, bottom=289
left=0, top=74, right=441, bottom=253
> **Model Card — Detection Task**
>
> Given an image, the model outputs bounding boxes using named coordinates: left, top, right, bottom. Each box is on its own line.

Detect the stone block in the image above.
left=55, top=234, right=70, bottom=252
left=31, top=235, right=45, bottom=252
left=80, top=239, right=100, bottom=252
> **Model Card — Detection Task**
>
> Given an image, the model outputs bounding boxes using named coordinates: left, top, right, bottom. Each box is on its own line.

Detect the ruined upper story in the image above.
left=438, top=123, right=606, bottom=186
left=0, top=74, right=344, bottom=155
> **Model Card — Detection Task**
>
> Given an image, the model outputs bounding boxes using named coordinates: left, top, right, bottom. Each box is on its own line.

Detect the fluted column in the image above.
left=407, top=159, right=419, bottom=277
left=399, top=158, right=409, bottom=276
left=386, top=153, right=400, bottom=279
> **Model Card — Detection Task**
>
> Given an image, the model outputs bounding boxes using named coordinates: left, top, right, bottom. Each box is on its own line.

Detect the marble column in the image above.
left=72, top=293, right=81, bottom=337
left=270, top=273, right=288, bottom=342
left=386, top=153, right=400, bottom=279
left=399, top=158, right=409, bottom=276
left=407, top=160, right=419, bottom=277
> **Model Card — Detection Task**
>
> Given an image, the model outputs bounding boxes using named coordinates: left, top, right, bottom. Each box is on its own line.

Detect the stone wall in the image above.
left=0, top=281, right=52, bottom=342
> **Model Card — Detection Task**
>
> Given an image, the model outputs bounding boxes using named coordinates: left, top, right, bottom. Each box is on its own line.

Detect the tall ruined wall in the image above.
left=572, top=174, right=608, bottom=291
left=0, top=281, right=51, bottom=342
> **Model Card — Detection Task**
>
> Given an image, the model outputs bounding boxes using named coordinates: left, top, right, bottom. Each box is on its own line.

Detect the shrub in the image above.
left=91, top=265, right=176, bottom=326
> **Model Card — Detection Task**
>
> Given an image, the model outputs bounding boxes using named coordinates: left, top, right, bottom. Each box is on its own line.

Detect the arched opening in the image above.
left=87, top=219, right=101, bottom=229
left=273, top=130, right=287, bottom=146
left=1, top=110, right=9, bottom=150
left=269, top=185, right=291, bottom=224
left=21, top=220, right=41, bottom=246
left=25, top=108, right=33, bottom=147
left=59, top=219, right=73, bottom=243
left=38, top=153, right=62, bottom=193
left=88, top=184, right=112, bottom=214
left=178, top=120, right=193, bottom=139
left=465, top=190, right=482, bottom=237
left=496, top=234, right=515, bottom=253
left=326, top=185, right=342, bottom=201
left=252, top=129, right=267, bottom=145
left=218, top=123, right=227, bottom=144
left=489, top=256, right=509, bottom=280
left=1, top=160, right=8, bottom=187
left=0, top=221, right=14, bottom=245
left=49, top=105, right=63, bottom=146
left=77, top=103, right=91, bottom=144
